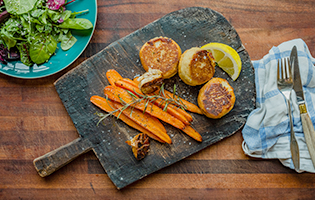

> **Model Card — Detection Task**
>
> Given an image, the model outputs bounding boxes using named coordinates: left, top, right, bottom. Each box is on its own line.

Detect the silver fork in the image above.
left=277, top=58, right=300, bottom=170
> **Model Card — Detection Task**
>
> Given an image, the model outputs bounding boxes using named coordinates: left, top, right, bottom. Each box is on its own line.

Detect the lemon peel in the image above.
left=201, top=43, right=242, bottom=81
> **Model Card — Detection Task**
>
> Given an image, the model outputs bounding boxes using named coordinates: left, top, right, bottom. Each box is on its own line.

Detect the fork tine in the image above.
left=282, top=58, right=286, bottom=79
left=284, top=58, right=291, bottom=80
left=288, top=58, right=292, bottom=79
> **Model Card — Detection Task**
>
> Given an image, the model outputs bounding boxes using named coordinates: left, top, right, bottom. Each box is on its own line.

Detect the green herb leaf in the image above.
left=4, top=0, right=38, bottom=15
left=57, top=18, right=93, bottom=30
left=47, top=10, right=61, bottom=22
left=31, top=9, right=45, bottom=18
left=70, top=9, right=89, bottom=18
left=61, top=10, right=72, bottom=22
left=1, top=31, right=16, bottom=49
left=60, top=31, right=77, bottom=51
left=35, top=24, right=44, bottom=32
left=16, top=42, right=32, bottom=66
left=29, top=34, right=57, bottom=64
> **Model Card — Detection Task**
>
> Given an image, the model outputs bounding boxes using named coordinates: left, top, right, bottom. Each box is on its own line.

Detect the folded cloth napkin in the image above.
left=242, top=38, right=315, bottom=173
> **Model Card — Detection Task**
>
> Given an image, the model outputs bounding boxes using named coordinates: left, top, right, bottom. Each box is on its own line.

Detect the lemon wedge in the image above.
left=201, top=43, right=242, bottom=81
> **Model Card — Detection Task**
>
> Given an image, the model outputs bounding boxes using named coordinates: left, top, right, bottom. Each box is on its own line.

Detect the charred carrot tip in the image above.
left=164, top=90, right=203, bottom=114
left=181, top=126, right=202, bottom=142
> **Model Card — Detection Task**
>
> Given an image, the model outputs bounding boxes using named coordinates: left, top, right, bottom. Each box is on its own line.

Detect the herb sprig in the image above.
left=96, top=84, right=187, bottom=126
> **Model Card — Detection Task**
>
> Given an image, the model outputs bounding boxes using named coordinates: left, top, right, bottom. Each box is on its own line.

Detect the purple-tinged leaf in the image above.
left=57, top=18, right=64, bottom=23
left=46, top=0, right=65, bottom=10
left=0, top=10, right=9, bottom=24
left=0, top=44, right=20, bottom=62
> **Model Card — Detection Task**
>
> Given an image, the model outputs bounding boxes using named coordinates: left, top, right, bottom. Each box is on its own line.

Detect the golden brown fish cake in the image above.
left=197, top=78, right=235, bottom=119
left=178, top=47, right=215, bottom=86
left=139, top=37, right=181, bottom=79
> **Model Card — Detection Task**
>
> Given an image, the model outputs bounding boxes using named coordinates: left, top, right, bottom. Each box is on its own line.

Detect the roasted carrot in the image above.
left=115, top=79, right=142, bottom=96
left=110, top=100, right=166, bottom=134
left=181, top=125, right=203, bottom=142
left=122, top=78, right=139, bottom=87
left=170, top=103, right=193, bottom=122
left=133, top=77, right=140, bottom=85
left=90, top=95, right=166, bottom=143
left=106, top=69, right=123, bottom=86
left=133, top=73, right=202, bottom=114
left=161, top=90, right=203, bottom=114
left=115, top=79, right=193, bottom=125
left=104, top=85, right=186, bottom=130
left=111, top=101, right=172, bottom=144
left=154, top=98, right=193, bottom=123
left=153, top=98, right=191, bottom=125
left=94, top=91, right=168, bottom=135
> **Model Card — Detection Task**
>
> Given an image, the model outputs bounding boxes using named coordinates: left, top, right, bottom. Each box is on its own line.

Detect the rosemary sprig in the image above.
left=95, top=84, right=187, bottom=125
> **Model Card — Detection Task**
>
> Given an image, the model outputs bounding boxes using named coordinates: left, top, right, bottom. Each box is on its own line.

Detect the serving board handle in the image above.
left=33, top=137, right=92, bottom=177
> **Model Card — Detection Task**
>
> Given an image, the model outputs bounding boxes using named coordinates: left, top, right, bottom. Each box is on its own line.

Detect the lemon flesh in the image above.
left=201, top=43, right=242, bottom=81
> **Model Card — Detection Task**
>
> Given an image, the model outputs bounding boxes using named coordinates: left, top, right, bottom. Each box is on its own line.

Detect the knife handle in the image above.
left=300, top=112, right=315, bottom=167
left=33, top=137, right=92, bottom=177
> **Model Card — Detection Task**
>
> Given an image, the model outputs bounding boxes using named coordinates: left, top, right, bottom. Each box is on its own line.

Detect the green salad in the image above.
left=0, top=0, right=93, bottom=66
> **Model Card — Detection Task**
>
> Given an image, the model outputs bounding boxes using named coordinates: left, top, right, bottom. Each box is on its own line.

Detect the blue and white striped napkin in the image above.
left=242, top=38, right=315, bottom=173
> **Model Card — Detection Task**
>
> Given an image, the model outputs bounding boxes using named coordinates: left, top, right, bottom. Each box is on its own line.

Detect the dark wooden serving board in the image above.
left=33, top=7, right=255, bottom=189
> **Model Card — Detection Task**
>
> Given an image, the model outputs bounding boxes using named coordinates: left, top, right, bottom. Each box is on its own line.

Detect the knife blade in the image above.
left=292, top=46, right=304, bottom=103
left=291, top=45, right=315, bottom=168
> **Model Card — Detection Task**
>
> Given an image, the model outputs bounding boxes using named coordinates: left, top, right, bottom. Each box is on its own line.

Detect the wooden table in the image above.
left=1, top=0, right=315, bottom=199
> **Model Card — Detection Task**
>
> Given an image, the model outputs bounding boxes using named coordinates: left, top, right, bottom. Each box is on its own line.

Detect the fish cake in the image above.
left=139, top=37, right=181, bottom=79
left=197, top=78, right=235, bottom=119
left=178, top=47, right=215, bottom=86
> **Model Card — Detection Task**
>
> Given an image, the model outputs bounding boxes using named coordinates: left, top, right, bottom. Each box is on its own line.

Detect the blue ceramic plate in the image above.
left=0, top=1, right=97, bottom=79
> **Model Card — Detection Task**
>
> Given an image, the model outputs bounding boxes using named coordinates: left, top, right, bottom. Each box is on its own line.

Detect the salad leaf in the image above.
left=31, top=9, right=45, bottom=18
left=0, top=44, right=20, bottom=64
left=3, top=0, right=38, bottom=15
left=35, top=24, right=44, bottom=32
left=47, top=9, right=62, bottom=22
left=57, top=18, right=93, bottom=30
left=0, top=44, right=8, bottom=64
left=60, top=10, right=71, bottom=22
left=70, top=9, right=89, bottom=18
left=2, top=18, right=20, bottom=33
left=20, top=14, right=32, bottom=35
left=46, top=0, right=65, bottom=10
left=16, top=42, right=32, bottom=66
left=1, top=31, right=16, bottom=49
left=1, top=17, right=26, bottom=44
left=39, top=10, right=47, bottom=24
left=29, top=34, right=57, bottom=64
left=0, top=10, right=9, bottom=23
left=0, top=0, right=94, bottom=66
left=60, top=31, right=77, bottom=51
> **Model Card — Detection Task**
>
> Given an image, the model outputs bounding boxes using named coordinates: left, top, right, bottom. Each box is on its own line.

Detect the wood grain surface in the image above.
left=1, top=0, right=315, bottom=199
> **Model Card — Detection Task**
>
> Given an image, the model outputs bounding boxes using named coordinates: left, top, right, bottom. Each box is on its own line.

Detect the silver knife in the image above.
left=291, top=45, right=315, bottom=168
